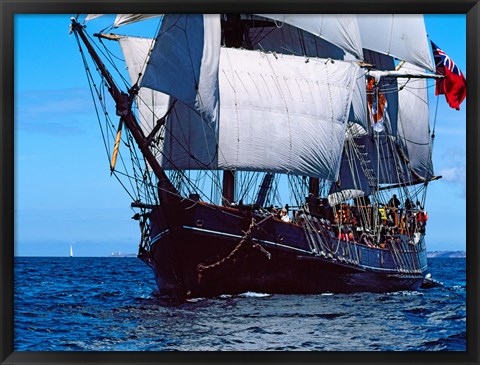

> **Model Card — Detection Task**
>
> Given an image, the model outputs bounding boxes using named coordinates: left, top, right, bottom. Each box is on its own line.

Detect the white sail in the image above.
left=160, top=48, right=359, bottom=180
left=114, top=14, right=162, bottom=28
left=217, top=48, right=358, bottom=180
left=348, top=72, right=368, bottom=132
left=118, top=37, right=170, bottom=135
left=85, top=13, right=163, bottom=27
left=328, top=189, right=365, bottom=206
left=336, top=61, right=434, bottom=195
left=396, top=63, right=434, bottom=180
left=85, top=14, right=104, bottom=22
left=140, top=14, right=221, bottom=126
left=88, top=13, right=363, bottom=60
left=255, top=14, right=364, bottom=60
left=119, top=29, right=359, bottom=179
left=356, top=15, right=434, bottom=72
left=116, top=14, right=432, bottom=183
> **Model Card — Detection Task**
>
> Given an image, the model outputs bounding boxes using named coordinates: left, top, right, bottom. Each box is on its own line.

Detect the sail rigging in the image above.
left=356, top=14, right=435, bottom=72
left=120, top=35, right=361, bottom=179
left=70, top=13, right=462, bottom=298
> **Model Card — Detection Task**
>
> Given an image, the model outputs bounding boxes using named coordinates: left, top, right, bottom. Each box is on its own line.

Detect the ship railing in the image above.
left=300, top=213, right=362, bottom=266
left=299, top=213, right=325, bottom=255
left=387, top=235, right=423, bottom=274
left=332, top=203, right=423, bottom=239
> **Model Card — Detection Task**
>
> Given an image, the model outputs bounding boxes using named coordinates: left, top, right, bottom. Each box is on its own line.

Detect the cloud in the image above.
left=439, top=166, right=465, bottom=183
left=14, top=88, right=98, bottom=135
left=437, top=147, right=466, bottom=198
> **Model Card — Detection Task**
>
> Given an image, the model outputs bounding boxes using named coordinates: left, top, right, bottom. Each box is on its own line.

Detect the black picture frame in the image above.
left=1, top=1, right=478, bottom=364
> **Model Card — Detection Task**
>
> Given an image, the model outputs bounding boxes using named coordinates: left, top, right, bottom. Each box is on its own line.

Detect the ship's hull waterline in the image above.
left=138, top=201, right=427, bottom=299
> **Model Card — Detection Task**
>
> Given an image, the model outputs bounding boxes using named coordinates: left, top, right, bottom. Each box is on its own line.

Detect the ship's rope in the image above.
left=196, top=217, right=272, bottom=276
left=75, top=31, right=148, bottom=205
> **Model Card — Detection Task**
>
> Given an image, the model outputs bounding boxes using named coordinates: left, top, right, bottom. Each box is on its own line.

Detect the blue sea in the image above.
left=14, top=256, right=466, bottom=351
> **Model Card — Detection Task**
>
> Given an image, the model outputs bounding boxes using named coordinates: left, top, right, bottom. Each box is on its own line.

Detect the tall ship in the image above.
left=70, top=14, right=465, bottom=299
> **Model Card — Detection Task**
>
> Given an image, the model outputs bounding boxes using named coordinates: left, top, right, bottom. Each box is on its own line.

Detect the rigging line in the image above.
left=161, top=105, right=219, bottom=170
left=250, top=24, right=277, bottom=47
left=380, top=118, right=404, bottom=188
left=217, top=49, right=241, bottom=167
left=387, top=14, right=395, bottom=57
left=396, top=137, right=430, bottom=146
left=84, top=46, right=218, bottom=206
left=298, top=27, right=307, bottom=57
left=127, top=130, right=150, bottom=199
left=287, top=175, right=299, bottom=207
left=76, top=32, right=118, bottom=169
left=134, top=20, right=163, bottom=87
left=344, top=136, right=370, bottom=229
left=98, top=21, right=114, bottom=35
left=290, top=175, right=308, bottom=208
left=80, top=79, right=132, bottom=189
left=431, top=93, right=440, bottom=139
left=98, top=36, right=126, bottom=63
left=344, top=133, right=370, bottom=212
left=86, top=31, right=130, bottom=89
left=172, top=170, right=217, bottom=205
left=75, top=33, right=131, bottom=176
left=272, top=175, right=285, bottom=208
left=252, top=172, right=267, bottom=203
left=111, top=170, right=138, bottom=202
left=237, top=171, right=260, bottom=203
left=324, top=61, right=337, bottom=183
left=286, top=175, right=299, bottom=207
left=175, top=31, right=220, bottom=169
left=264, top=46, right=294, bottom=171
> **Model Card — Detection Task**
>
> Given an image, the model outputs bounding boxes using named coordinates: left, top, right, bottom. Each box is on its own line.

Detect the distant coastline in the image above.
left=107, top=251, right=466, bottom=258
left=427, top=251, right=466, bottom=258
left=110, top=251, right=137, bottom=258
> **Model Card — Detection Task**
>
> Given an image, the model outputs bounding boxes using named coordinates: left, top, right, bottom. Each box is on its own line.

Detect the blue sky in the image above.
left=14, top=14, right=467, bottom=256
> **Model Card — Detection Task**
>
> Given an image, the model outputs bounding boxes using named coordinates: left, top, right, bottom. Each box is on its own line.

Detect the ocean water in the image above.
left=14, top=256, right=466, bottom=351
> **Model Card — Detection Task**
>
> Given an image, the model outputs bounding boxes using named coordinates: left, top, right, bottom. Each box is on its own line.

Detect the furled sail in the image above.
left=356, top=15, right=434, bottom=72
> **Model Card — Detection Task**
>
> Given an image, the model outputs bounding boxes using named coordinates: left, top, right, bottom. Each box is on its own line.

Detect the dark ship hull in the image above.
left=138, top=199, right=427, bottom=299
left=68, top=15, right=450, bottom=302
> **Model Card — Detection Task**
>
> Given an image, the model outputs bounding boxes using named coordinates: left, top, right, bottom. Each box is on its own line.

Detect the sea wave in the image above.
left=14, top=256, right=466, bottom=351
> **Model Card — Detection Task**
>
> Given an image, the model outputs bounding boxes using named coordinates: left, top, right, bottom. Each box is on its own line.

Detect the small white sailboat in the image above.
left=69, top=244, right=73, bottom=258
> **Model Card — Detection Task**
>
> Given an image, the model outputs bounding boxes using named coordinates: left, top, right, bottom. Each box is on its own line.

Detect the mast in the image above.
left=222, top=170, right=235, bottom=206
left=70, top=18, right=178, bottom=200
left=255, top=173, right=274, bottom=207
left=308, top=177, right=319, bottom=197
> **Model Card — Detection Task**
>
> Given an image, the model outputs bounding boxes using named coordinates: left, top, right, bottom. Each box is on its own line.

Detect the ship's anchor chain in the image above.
left=197, top=217, right=272, bottom=276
